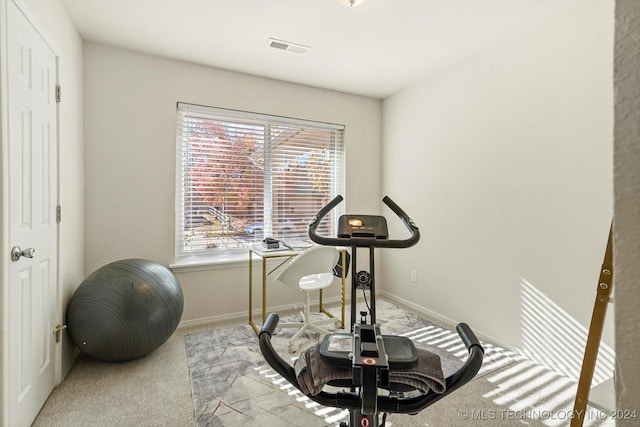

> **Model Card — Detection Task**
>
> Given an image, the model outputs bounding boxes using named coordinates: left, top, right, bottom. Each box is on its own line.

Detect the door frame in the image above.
left=0, top=0, right=62, bottom=425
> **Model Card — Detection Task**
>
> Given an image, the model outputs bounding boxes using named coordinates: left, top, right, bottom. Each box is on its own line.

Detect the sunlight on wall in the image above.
left=520, top=278, right=615, bottom=387
left=470, top=279, right=616, bottom=427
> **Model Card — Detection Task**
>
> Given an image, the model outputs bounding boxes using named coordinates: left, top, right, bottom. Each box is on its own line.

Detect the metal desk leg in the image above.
left=249, top=250, right=258, bottom=334
left=262, top=258, right=267, bottom=324
left=341, top=250, right=345, bottom=328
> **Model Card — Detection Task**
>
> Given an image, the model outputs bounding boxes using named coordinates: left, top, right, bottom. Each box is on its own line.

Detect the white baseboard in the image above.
left=378, top=291, right=459, bottom=328
left=378, top=291, right=518, bottom=353
left=178, top=295, right=347, bottom=330
left=179, top=291, right=518, bottom=354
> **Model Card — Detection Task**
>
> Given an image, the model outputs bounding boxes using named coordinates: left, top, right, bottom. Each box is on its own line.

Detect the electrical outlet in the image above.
left=410, top=269, right=418, bottom=283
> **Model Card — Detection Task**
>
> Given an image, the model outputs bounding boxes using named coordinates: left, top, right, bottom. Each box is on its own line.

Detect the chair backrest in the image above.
left=333, top=251, right=350, bottom=278
left=275, top=246, right=339, bottom=290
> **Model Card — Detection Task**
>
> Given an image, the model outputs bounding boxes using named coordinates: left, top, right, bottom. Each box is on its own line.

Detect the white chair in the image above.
left=275, top=246, right=340, bottom=351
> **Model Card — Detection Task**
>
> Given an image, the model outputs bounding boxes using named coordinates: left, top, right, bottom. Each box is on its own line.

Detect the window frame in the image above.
left=173, top=102, right=345, bottom=267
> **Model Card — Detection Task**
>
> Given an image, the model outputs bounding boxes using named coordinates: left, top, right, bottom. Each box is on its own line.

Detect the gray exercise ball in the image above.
left=66, top=259, right=184, bottom=362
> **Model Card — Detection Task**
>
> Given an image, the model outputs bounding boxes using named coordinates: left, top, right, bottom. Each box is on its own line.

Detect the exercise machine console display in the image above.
left=338, top=215, right=388, bottom=239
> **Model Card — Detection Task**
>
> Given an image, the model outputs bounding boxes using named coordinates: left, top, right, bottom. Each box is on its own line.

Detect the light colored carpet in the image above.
left=185, top=300, right=517, bottom=426
left=32, top=327, right=195, bottom=427
left=33, top=299, right=614, bottom=427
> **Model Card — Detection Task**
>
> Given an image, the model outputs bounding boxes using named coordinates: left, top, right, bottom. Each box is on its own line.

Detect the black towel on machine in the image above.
left=294, top=343, right=446, bottom=396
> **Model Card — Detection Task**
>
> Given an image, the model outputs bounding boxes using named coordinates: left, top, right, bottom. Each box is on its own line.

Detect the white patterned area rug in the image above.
left=185, top=300, right=516, bottom=426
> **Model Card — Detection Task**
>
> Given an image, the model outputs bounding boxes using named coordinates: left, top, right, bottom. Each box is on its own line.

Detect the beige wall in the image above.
left=613, top=0, right=640, bottom=419
left=380, top=0, right=614, bottom=380
left=83, top=43, right=382, bottom=322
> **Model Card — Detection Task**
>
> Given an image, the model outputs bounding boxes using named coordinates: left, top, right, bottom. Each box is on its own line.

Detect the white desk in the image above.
left=248, top=245, right=346, bottom=335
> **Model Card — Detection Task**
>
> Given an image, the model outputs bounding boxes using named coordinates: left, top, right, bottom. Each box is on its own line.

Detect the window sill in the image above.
left=169, top=252, right=249, bottom=273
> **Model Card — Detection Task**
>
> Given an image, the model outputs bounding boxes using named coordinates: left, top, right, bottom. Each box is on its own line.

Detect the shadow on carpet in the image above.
left=185, top=302, right=515, bottom=426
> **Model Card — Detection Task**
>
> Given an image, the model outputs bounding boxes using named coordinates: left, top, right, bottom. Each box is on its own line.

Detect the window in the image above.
left=175, top=102, right=345, bottom=261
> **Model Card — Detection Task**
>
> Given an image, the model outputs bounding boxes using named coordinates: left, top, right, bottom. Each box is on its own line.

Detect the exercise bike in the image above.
left=259, top=195, right=484, bottom=427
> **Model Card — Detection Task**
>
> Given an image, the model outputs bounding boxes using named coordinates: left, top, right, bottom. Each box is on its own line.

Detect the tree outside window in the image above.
left=176, top=103, right=344, bottom=259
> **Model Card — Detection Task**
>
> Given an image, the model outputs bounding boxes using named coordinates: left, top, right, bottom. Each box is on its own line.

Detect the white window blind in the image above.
left=176, top=102, right=345, bottom=259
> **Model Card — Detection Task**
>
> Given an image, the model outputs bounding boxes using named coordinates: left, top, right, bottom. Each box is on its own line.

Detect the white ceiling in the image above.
left=60, top=0, right=589, bottom=99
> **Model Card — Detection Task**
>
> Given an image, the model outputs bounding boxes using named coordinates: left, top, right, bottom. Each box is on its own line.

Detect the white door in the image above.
left=5, top=1, right=59, bottom=425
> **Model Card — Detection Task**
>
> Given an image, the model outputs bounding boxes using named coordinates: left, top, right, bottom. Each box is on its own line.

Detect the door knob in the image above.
left=11, top=246, right=35, bottom=262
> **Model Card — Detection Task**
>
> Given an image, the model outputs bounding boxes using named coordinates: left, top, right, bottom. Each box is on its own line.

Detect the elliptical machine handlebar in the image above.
left=258, top=313, right=485, bottom=414
left=308, top=195, right=420, bottom=248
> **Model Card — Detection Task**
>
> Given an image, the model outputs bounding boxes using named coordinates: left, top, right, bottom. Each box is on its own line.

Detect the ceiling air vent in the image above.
left=267, top=38, right=310, bottom=54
